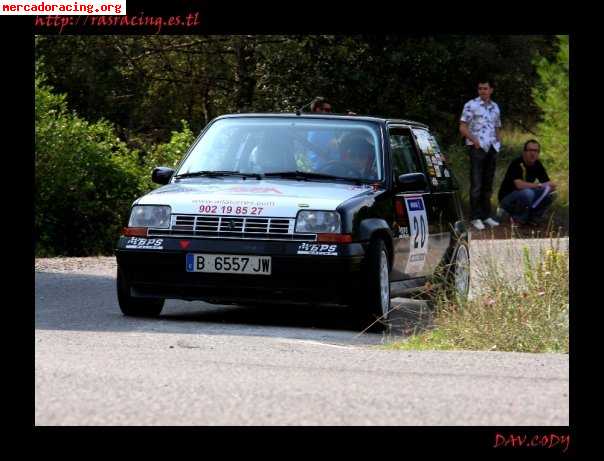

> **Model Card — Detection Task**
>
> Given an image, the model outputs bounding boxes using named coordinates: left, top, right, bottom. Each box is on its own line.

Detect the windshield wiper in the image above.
left=264, top=170, right=364, bottom=184
left=174, top=170, right=263, bottom=179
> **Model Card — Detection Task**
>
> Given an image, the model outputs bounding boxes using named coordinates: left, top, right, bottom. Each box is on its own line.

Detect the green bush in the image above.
left=141, top=120, right=196, bottom=190
left=533, top=35, right=569, bottom=211
left=35, top=76, right=145, bottom=256
left=533, top=35, right=569, bottom=173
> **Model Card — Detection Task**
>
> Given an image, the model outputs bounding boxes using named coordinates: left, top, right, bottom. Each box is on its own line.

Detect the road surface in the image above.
left=35, top=238, right=569, bottom=425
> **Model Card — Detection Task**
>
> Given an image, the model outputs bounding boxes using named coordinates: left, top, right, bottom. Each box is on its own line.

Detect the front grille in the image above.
left=148, top=214, right=316, bottom=241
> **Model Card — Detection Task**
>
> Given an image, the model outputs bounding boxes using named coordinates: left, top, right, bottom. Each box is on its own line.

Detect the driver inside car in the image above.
left=338, top=134, right=377, bottom=180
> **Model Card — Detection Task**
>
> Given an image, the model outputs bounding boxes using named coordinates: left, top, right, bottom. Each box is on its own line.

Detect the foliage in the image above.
left=434, top=35, right=570, bottom=228
left=36, top=35, right=558, bottom=147
left=533, top=35, right=569, bottom=172
left=35, top=75, right=145, bottom=256
left=387, top=240, right=569, bottom=353
left=144, top=120, right=195, bottom=169
left=532, top=35, right=569, bottom=209
left=142, top=120, right=196, bottom=190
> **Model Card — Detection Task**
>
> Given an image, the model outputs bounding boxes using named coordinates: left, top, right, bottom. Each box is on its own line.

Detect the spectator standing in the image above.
left=459, top=79, right=502, bottom=230
left=307, top=97, right=340, bottom=169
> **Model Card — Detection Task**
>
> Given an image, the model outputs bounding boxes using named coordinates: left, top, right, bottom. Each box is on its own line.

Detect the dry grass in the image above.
left=385, top=236, right=569, bottom=353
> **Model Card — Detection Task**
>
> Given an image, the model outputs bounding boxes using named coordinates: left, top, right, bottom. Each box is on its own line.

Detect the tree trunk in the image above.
left=232, top=36, right=257, bottom=112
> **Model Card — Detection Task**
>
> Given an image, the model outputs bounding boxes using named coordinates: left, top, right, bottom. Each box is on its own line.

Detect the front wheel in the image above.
left=356, top=239, right=391, bottom=330
left=117, top=268, right=164, bottom=317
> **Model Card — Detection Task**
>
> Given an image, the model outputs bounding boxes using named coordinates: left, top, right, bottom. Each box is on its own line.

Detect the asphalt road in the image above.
left=35, top=238, right=569, bottom=426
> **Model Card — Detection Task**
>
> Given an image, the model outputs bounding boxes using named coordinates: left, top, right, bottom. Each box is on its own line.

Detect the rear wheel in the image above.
left=356, top=239, right=391, bottom=330
left=117, top=268, right=164, bottom=317
left=439, top=240, right=470, bottom=302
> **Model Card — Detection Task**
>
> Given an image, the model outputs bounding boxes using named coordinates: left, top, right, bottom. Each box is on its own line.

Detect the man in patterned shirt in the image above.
left=459, top=79, right=502, bottom=230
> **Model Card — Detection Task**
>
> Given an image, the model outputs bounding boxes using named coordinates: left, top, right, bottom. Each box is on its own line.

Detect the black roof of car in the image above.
left=215, top=113, right=429, bottom=129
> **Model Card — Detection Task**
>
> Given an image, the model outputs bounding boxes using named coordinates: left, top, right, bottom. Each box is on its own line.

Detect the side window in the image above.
left=412, top=128, right=456, bottom=189
left=389, top=128, right=421, bottom=178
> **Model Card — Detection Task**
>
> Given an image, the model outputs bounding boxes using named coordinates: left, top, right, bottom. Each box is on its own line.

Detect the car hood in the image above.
left=137, top=178, right=381, bottom=217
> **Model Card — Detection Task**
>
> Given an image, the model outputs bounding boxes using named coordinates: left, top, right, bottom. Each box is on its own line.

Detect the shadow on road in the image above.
left=35, top=271, right=432, bottom=345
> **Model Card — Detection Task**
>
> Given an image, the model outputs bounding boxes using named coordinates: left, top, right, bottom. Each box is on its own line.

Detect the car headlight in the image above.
left=295, top=211, right=341, bottom=233
left=128, top=205, right=171, bottom=228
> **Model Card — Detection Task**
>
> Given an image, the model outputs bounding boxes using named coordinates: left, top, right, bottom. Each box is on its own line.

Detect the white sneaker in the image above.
left=484, top=217, right=500, bottom=227
left=471, top=219, right=485, bottom=230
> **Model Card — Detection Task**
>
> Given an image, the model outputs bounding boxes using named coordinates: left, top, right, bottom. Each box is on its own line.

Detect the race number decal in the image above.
left=403, top=195, right=429, bottom=273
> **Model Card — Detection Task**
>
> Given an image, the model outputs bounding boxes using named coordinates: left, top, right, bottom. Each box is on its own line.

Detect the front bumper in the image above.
left=115, top=236, right=366, bottom=305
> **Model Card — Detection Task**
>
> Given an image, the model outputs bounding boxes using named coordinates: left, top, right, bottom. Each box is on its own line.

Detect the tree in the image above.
left=37, top=35, right=558, bottom=147
left=533, top=35, right=569, bottom=172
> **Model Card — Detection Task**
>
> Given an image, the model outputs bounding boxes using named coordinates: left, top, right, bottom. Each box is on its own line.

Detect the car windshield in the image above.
left=175, top=117, right=383, bottom=182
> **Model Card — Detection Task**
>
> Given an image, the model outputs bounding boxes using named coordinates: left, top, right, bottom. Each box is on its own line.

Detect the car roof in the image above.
left=214, top=113, right=429, bottom=130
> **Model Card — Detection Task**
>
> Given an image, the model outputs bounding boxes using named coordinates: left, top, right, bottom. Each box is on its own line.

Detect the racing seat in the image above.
left=251, top=135, right=297, bottom=173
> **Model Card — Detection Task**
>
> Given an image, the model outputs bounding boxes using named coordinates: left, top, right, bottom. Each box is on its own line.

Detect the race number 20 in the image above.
left=404, top=196, right=429, bottom=273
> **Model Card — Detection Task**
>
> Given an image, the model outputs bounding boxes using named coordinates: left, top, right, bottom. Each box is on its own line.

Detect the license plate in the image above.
left=186, top=253, right=271, bottom=275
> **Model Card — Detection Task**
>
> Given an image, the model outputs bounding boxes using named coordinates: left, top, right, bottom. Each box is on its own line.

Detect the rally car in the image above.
left=115, top=113, right=470, bottom=324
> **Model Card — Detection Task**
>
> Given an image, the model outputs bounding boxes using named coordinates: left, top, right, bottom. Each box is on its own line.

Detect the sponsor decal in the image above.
left=406, top=197, right=424, bottom=211
left=348, top=185, right=370, bottom=191
left=150, top=185, right=219, bottom=195
left=412, top=129, right=434, bottom=154
left=193, top=198, right=275, bottom=215
left=297, top=242, right=338, bottom=256
left=198, top=204, right=266, bottom=215
left=403, top=196, right=429, bottom=273
left=125, top=237, right=164, bottom=250
left=225, top=186, right=283, bottom=195
left=396, top=226, right=410, bottom=239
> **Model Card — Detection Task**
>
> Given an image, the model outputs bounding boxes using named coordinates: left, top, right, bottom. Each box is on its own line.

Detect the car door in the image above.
left=410, top=127, right=456, bottom=275
left=388, top=126, right=435, bottom=280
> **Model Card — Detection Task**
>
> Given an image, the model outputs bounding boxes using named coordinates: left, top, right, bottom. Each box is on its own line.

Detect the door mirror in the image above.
left=397, top=172, right=428, bottom=192
left=152, top=167, right=175, bottom=185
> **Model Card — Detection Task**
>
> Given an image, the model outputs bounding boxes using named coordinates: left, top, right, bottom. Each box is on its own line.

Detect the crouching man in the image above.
left=497, top=139, right=557, bottom=226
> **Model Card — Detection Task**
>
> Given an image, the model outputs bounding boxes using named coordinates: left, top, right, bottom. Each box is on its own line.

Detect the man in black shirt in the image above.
left=497, top=140, right=557, bottom=225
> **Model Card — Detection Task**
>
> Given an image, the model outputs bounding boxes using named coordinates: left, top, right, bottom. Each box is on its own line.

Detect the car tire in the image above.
left=356, top=238, right=391, bottom=330
left=117, top=268, right=165, bottom=317
left=442, top=239, right=470, bottom=302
